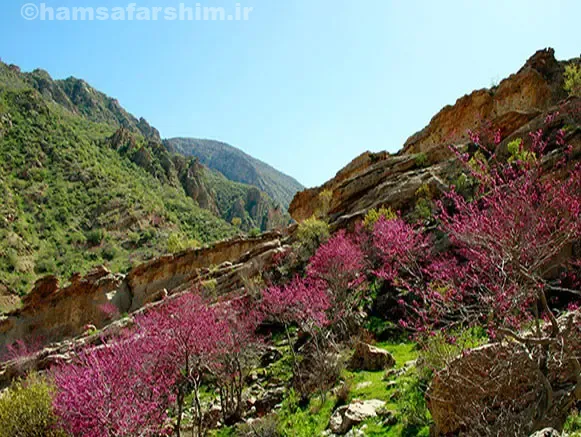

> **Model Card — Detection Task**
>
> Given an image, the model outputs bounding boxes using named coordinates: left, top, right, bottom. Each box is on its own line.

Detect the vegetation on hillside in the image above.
left=0, top=61, right=295, bottom=297
left=0, top=62, right=238, bottom=296
left=165, top=137, right=304, bottom=209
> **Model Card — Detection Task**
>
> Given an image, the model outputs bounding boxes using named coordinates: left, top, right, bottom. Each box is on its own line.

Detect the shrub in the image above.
left=564, top=408, right=581, bottom=435
left=86, top=228, right=106, bottom=246
left=231, top=217, right=242, bottom=228
left=0, top=373, right=66, bottom=437
left=418, top=328, right=487, bottom=376
left=248, top=227, right=261, bottom=238
left=295, top=218, right=330, bottom=262
left=397, top=370, right=431, bottom=429
left=507, top=138, right=535, bottom=163
left=564, top=64, right=581, bottom=97
left=101, top=244, right=118, bottom=261
left=414, top=152, right=429, bottom=168
left=362, top=206, right=396, bottom=230
left=167, top=232, right=200, bottom=253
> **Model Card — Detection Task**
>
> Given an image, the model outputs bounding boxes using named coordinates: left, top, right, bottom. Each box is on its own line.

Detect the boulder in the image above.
left=349, top=342, right=395, bottom=371
left=428, top=311, right=581, bottom=436
left=253, top=386, right=286, bottom=416
left=329, top=399, right=386, bottom=434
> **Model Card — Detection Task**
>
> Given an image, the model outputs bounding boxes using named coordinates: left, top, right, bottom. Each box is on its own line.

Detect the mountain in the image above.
left=164, top=137, right=304, bottom=209
left=108, top=128, right=290, bottom=232
left=3, top=65, right=161, bottom=141
left=0, top=61, right=290, bottom=296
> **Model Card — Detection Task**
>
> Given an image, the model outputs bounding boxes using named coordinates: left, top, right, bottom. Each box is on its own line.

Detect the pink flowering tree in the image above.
left=209, top=297, right=264, bottom=425
left=306, top=230, right=366, bottom=332
left=53, top=335, right=175, bottom=437
left=261, top=276, right=332, bottom=398
left=135, top=293, right=229, bottom=437
left=395, top=127, right=581, bottom=429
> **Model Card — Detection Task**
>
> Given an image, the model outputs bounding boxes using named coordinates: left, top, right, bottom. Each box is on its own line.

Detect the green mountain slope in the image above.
left=108, top=128, right=290, bottom=232
left=164, top=138, right=304, bottom=209
left=0, top=62, right=237, bottom=295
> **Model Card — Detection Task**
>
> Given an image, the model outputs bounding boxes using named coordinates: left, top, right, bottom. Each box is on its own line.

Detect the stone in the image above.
left=329, top=399, right=386, bottom=434
left=428, top=310, right=581, bottom=435
left=288, top=48, right=574, bottom=234
left=260, top=346, right=283, bottom=367
left=355, top=381, right=372, bottom=390
left=253, top=387, right=286, bottom=416
left=402, top=49, right=564, bottom=158
left=529, top=429, right=562, bottom=437
left=0, top=231, right=287, bottom=351
left=376, top=407, right=398, bottom=426
left=349, top=342, right=395, bottom=371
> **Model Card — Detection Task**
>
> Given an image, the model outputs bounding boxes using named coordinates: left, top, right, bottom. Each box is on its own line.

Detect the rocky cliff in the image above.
left=0, top=230, right=292, bottom=351
left=289, top=49, right=579, bottom=228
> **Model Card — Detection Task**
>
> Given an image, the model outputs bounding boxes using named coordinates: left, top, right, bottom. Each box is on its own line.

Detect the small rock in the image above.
left=349, top=342, right=395, bottom=371
left=377, top=407, right=398, bottom=426
left=383, top=368, right=403, bottom=380
left=260, top=346, right=283, bottom=367
left=329, top=399, right=386, bottom=434
left=529, top=429, right=561, bottom=437
left=355, top=381, right=372, bottom=390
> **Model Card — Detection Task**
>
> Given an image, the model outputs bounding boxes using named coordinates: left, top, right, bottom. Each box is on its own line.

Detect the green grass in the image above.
left=340, top=342, right=430, bottom=437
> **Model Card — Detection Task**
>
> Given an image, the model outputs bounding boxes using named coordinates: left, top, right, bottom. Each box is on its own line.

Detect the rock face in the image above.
left=329, top=399, right=386, bottom=434
left=428, top=311, right=581, bottom=436
left=289, top=151, right=450, bottom=226
left=288, top=49, right=575, bottom=228
left=0, top=230, right=291, bottom=349
left=349, top=342, right=395, bottom=371
left=402, top=48, right=566, bottom=157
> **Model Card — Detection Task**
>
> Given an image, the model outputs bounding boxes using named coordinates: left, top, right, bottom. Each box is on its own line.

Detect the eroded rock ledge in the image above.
left=0, top=229, right=292, bottom=350
left=289, top=49, right=579, bottom=228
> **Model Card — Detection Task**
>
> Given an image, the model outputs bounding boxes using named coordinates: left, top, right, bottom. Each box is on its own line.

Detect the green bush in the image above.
left=86, top=228, right=106, bottom=246
left=565, top=408, right=581, bottom=436
left=414, top=153, right=429, bottom=168
left=248, top=227, right=261, bottom=238
left=167, top=233, right=201, bottom=254
left=397, top=370, right=431, bottom=429
left=363, top=206, right=397, bottom=230
left=507, top=139, right=535, bottom=164
left=0, top=373, right=66, bottom=437
left=564, top=64, right=581, bottom=97
left=419, top=327, right=487, bottom=375
left=296, top=218, right=329, bottom=249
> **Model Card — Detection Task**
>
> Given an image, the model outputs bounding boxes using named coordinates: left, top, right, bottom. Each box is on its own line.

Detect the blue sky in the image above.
left=1, top=0, right=580, bottom=187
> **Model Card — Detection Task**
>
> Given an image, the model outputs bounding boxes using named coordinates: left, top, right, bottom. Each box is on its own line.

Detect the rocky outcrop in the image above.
left=0, top=231, right=291, bottom=350
left=428, top=311, right=581, bottom=436
left=289, top=49, right=577, bottom=228
left=329, top=399, right=386, bottom=434
left=289, top=151, right=450, bottom=226
left=349, top=342, right=395, bottom=371
left=402, top=48, right=566, bottom=157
